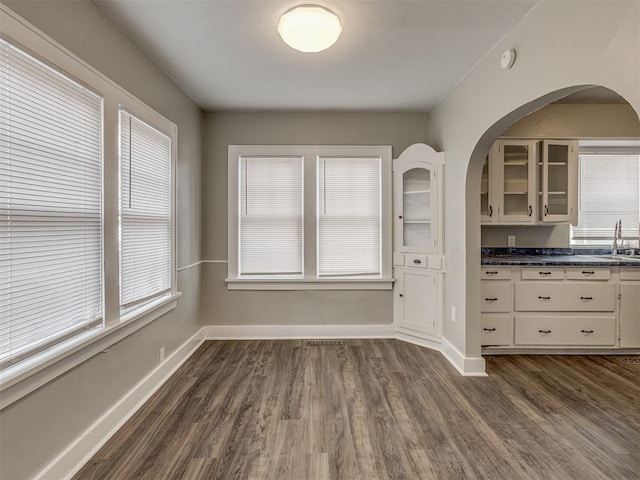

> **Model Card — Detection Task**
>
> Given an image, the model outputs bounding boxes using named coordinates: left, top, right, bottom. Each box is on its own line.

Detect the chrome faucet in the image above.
left=612, top=219, right=622, bottom=255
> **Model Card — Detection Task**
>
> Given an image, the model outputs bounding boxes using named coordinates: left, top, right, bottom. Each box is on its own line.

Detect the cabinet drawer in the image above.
left=621, top=268, right=640, bottom=281
left=481, top=282, right=512, bottom=312
left=481, top=267, right=512, bottom=280
left=514, top=316, right=616, bottom=346
left=515, top=283, right=616, bottom=312
left=521, top=267, right=565, bottom=280
left=481, top=315, right=512, bottom=346
left=406, top=254, right=427, bottom=268
left=566, top=267, right=611, bottom=281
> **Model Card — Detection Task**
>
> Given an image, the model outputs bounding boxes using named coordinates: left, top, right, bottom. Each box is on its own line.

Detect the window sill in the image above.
left=0, top=292, right=181, bottom=411
left=225, top=278, right=394, bottom=291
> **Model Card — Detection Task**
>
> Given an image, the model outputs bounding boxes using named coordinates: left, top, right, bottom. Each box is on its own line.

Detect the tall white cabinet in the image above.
left=393, top=144, right=445, bottom=345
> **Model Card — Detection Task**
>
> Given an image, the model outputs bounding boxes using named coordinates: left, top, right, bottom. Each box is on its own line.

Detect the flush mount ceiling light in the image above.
left=277, top=5, right=342, bottom=53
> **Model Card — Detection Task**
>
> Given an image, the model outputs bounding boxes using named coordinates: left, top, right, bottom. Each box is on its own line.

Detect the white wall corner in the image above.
left=203, top=324, right=395, bottom=340
left=440, top=337, right=487, bottom=376
left=35, top=328, right=206, bottom=480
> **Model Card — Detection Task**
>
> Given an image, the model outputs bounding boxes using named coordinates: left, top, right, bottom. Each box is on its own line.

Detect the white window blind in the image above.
left=572, top=153, right=640, bottom=244
left=0, top=39, right=103, bottom=368
left=318, top=157, right=381, bottom=277
left=119, top=111, right=172, bottom=309
left=239, top=156, right=303, bottom=276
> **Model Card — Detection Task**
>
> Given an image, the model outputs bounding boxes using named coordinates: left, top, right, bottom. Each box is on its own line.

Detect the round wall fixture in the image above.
left=500, top=49, right=516, bottom=69
left=278, top=5, right=342, bottom=53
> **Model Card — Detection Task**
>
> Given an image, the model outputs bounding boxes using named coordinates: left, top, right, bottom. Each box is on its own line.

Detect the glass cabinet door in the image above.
left=499, top=140, right=536, bottom=222
left=402, top=167, right=432, bottom=248
left=541, top=140, right=573, bottom=222
left=480, top=154, right=491, bottom=222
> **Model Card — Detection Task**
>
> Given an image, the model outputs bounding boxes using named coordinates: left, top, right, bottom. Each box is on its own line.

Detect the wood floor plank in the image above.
left=73, top=340, right=640, bottom=480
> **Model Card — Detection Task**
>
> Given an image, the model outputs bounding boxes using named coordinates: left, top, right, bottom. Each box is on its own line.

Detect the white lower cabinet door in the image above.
left=395, top=268, right=437, bottom=337
left=620, top=284, right=640, bottom=348
left=515, top=316, right=616, bottom=346
left=481, top=315, right=513, bottom=346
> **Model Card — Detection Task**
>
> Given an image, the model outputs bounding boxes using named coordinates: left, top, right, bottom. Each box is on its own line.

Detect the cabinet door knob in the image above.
left=528, top=205, right=532, bottom=217
left=544, top=205, right=549, bottom=217
left=581, top=329, right=594, bottom=334
left=485, top=297, right=498, bottom=302
left=581, top=271, right=595, bottom=275
left=580, top=296, right=593, bottom=300
left=489, top=205, right=493, bottom=218
left=538, top=329, right=552, bottom=334
left=399, top=294, right=403, bottom=297
left=485, top=271, right=498, bottom=275
left=483, top=327, right=496, bottom=332
left=413, top=259, right=422, bottom=264
left=537, top=296, right=551, bottom=300
left=539, top=271, right=552, bottom=275
left=398, top=215, right=402, bottom=219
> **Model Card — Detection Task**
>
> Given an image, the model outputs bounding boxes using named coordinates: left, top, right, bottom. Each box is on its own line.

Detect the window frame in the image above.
left=570, top=140, right=640, bottom=248
left=227, top=145, right=393, bottom=290
left=0, top=5, right=179, bottom=409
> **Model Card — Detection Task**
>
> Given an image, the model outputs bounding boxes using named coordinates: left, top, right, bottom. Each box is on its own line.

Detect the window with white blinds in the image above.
left=228, top=145, right=391, bottom=288
left=318, top=157, right=381, bottom=277
left=571, top=149, right=640, bottom=245
left=119, top=111, right=172, bottom=309
left=0, top=39, right=103, bottom=368
left=239, top=156, right=303, bottom=276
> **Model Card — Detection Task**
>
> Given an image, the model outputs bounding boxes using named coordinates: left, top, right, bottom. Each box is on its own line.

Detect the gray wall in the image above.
left=483, top=102, right=640, bottom=248
left=201, top=112, right=428, bottom=326
left=0, top=2, right=202, bottom=479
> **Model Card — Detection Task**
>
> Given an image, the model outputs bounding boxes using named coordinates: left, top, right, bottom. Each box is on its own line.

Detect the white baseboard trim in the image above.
left=203, top=324, right=395, bottom=340
left=440, top=338, right=487, bottom=377
left=35, top=329, right=206, bottom=480
left=395, top=330, right=442, bottom=352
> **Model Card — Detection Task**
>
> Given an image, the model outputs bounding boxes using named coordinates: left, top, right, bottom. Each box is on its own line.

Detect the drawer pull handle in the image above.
left=539, top=271, right=552, bottom=275
left=580, top=296, right=593, bottom=300
left=537, top=296, right=551, bottom=300
left=581, top=271, right=595, bottom=275
left=581, top=329, right=594, bottom=334
left=413, top=259, right=422, bottom=264
left=538, top=329, right=552, bottom=334
left=485, top=271, right=498, bottom=275
left=483, top=328, right=497, bottom=332
left=485, top=297, right=498, bottom=302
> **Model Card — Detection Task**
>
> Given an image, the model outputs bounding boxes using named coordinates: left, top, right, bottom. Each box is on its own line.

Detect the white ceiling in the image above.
left=95, top=0, right=538, bottom=112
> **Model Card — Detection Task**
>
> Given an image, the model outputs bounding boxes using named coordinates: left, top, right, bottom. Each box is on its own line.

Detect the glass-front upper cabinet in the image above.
left=402, top=168, right=432, bottom=248
left=540, top=140, right=578, bottom=224
left=393, top=145, right=444, bottom=254
left=497, top=139, right=537, bottom=223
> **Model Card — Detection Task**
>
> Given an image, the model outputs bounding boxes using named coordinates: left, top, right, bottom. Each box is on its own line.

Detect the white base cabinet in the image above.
left=620, top=268, right=640, bottom=347
left=394, top=268, right=439, bottom=339
left=481, top=265, right=640, bottom=351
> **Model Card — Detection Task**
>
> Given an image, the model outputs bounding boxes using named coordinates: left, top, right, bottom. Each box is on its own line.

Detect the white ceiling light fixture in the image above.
left=278, top=5, right=342, bottom=53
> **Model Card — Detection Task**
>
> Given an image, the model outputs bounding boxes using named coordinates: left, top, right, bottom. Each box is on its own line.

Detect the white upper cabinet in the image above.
left=481, top=138, right=578, bottom=225
left=539, top=139, right=578, bottom=224
left=393, top=144, right=444, bottom=254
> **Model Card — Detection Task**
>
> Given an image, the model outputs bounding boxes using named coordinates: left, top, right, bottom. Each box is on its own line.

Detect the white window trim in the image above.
left=570, top=139, right=640, bottom=248
left=227, top=145, right=393, bottom=290
left=0, top=5, right=179, bottom=408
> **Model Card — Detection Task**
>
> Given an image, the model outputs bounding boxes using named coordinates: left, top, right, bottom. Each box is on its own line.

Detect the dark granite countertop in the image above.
left=481, top=248, right=640, bottom=267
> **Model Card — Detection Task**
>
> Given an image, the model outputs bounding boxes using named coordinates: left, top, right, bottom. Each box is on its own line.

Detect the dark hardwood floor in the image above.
left=73, top=340, right=640, bottom=480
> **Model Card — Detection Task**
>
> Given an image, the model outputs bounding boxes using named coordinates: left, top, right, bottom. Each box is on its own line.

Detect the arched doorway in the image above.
left=464, top=85, right=640, bottom=372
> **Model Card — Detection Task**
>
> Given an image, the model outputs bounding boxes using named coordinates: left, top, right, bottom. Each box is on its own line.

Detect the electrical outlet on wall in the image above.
left=508, top=235, right=516, bottom=247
